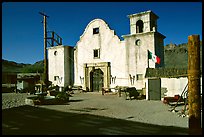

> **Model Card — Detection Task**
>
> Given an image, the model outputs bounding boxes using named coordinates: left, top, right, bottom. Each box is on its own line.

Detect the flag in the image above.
left=148, top=50, right=160, bottom=64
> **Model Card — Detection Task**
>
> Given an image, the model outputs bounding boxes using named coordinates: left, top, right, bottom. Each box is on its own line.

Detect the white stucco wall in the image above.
left=128, top=10, right=158, bottom=35
left=74, top=11, right=165, bottom=91
left=17, top=81, right=28, bottom=90
left=48, top=10, right=165, bottom=92
left=161, top=77, right=188, bottom=97
left=48, top=45, right=73, bottom=88
left=48, top=46, right=65, bottom=87
left=122, top=11, right=165, bottom=90
left=123, top=32, right=159, bottom=89
left=129, top=12, right=151, bottom=34
left=74, top=19, right=127, bottom=87
left=161, top=77, right=202, bottom=98
left=146, top=77, right=202, bottom=100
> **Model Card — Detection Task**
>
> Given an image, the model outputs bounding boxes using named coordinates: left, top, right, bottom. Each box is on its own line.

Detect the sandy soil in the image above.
left=2, top=91, right=202, bottom=135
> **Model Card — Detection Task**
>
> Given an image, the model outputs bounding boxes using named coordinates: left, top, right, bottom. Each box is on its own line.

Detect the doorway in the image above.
left=148, top=78, right=161, bottom=100
left=90, top=69, right=104, bottom=92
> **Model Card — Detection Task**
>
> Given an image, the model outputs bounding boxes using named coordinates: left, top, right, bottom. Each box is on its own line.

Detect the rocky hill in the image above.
left=164, top=42, right=202, bottom=69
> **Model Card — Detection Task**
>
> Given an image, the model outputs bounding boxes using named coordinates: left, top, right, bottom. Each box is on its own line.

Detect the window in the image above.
left=93, top=27, right=99, bottom=34
left=135, top=39, right=141, bottom=46
left=136, top=20, right=144, bottom=33
left=54, top=51, right=57, bottom=56
left=54, top=76, right=58, bottom=81
left=136, top=74, right=143, bottom=80
left=93, top=49, right=100, bottom=58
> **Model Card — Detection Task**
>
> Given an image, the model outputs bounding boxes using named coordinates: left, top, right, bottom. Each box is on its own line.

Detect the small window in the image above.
left=135, top=39, right=141, bottom=46
left=54, top=76, right=58, bottom=81
left=93, top=27, right=99, bottom=34
left=93, top=49, right=100, bottom=58
left=136, top=20, right=144, bottom=33
left=54, top=51, right=57, bottom=56
left=136, top=74, right=143, bottom=80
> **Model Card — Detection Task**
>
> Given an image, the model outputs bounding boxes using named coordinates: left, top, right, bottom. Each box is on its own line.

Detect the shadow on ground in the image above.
left=2, top=105, right=189, bottom=135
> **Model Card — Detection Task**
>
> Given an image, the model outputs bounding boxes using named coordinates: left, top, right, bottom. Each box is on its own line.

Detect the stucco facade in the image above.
left=48, top=10, right=166, bottom=92
left=74, top=18, right=127, bottom=91
left=145, top=77, right=202, bottom=101
left=122, top=11, right=165, bottom=89
left=73, top=10, right=165, bottom=91
left=47, top=45, right=74, bottom=89
left=161, top=77, right=202, bottom=98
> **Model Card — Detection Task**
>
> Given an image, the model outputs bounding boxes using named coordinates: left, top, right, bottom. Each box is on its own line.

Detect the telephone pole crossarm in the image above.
left=39, top=12, right=49, bottom=18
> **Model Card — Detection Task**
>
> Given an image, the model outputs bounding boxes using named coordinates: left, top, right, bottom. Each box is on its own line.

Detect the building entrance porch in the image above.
left=84, top=62, right=111, bottom=92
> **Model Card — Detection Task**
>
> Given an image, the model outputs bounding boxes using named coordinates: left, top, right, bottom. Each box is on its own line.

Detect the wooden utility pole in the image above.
left=187, top=35, right=201, bottom=135
left=39, top=12, right=49, bottom=90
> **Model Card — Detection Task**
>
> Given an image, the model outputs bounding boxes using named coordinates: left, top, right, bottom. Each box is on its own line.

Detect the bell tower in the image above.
left=122, top=10, right=165, bottom=88
left=129, top=10, right=159, bottom=34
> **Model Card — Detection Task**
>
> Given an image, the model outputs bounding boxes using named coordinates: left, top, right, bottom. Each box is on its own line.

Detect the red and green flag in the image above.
left=148, top=50, right=160, bottom=64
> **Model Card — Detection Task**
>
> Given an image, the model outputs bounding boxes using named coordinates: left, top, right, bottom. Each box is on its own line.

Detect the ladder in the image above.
left=169, top=83, right=189, bottom=117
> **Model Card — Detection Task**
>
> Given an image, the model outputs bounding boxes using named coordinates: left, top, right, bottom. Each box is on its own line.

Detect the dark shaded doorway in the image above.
left=90, top=69, right=104, bottom=92
left=148, top=78, right=161, bottom=100
left=136, top=20, right=144, bottom=33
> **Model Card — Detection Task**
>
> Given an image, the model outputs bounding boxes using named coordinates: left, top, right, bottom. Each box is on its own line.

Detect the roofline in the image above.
left=127, top=10, right=159, bottom=19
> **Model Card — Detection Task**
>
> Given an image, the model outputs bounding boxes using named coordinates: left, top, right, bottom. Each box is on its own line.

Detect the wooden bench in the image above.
left=102, top=87, right=116, bottom=95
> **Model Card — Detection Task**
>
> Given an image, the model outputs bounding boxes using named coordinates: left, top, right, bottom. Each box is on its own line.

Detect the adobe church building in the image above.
left=47, top=10, right=166, bottom=94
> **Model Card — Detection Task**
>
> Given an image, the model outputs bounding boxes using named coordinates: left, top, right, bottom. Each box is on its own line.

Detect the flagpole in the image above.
left=147, top=50, right=149, bottom=68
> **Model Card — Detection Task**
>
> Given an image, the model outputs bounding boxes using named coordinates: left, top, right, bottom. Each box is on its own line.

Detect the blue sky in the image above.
left=2, top=2, right=202, bottom=64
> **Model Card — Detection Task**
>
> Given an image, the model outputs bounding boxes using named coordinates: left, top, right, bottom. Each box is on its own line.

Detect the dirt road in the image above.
left=2, top=91, right=196, bottom=135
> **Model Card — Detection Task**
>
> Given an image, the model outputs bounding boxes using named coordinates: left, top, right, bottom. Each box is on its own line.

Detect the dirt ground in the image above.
left=2, top=91, right=202, bottom=135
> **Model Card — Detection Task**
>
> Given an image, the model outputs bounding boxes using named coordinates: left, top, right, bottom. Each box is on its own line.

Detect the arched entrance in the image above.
left=136, top=20, right=144, bottom=33
left=84, top=62, right=111, bottom=92
left=90, top=69, right=104, bottom=92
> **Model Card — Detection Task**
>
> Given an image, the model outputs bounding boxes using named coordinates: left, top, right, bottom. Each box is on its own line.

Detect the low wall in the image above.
left=161, top=77, right=202, bottom=99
